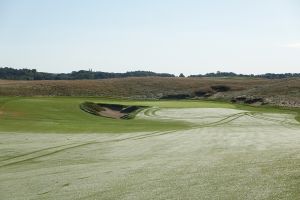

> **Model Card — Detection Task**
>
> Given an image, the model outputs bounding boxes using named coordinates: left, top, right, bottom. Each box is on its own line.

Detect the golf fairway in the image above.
left=0, top=100, right=300, bottom=199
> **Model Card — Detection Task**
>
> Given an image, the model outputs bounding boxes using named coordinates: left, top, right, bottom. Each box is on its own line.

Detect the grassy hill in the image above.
left=0, top=77, right=299, bottom=107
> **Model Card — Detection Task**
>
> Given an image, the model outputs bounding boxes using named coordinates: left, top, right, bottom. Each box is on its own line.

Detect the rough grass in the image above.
left=0, top=77, right=277, bottom=97
left=1, top=77, right=299, bottom=107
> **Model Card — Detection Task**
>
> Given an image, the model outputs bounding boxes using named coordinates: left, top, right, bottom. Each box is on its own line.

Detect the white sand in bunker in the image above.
left=0, top=108, right=299, bottom=200
left=99, top=107, right=126, bottom=119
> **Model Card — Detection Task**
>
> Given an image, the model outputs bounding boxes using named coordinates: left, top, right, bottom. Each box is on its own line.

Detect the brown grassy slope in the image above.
left=0, top=77, right=299, bottom=107
left=229, top=78, right=300, bottom=107
left=0, top=77, right=269, bottom=96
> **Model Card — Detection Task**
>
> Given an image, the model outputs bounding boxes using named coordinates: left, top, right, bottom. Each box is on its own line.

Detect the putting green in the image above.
left=0, top=97, right=299, bottom=199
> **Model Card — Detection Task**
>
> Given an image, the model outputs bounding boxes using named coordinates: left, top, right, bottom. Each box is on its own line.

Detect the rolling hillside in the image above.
left=0, top=77, right=299, bottom=107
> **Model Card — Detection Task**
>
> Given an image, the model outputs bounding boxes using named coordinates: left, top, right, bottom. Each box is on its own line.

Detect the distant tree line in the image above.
left=0, top=67, right=299, bottom=80
left=189, top=71, right=300, bottom=79
left=0, top=67, right=175, bottom=80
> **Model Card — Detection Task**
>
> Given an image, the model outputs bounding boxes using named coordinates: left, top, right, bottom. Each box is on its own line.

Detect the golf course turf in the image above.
left=0, top=97, right=299, bottom=199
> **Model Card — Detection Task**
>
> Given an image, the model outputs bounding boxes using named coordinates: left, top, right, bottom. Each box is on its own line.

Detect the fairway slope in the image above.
left=1, top=105, right=299, bottom=199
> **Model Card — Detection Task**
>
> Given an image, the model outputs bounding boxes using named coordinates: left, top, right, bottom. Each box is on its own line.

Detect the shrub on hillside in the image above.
left=211, top=85, right=231, bottom=92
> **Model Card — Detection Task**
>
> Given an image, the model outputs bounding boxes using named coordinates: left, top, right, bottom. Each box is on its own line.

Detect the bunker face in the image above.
left=1, top=108, right=300, bottom=199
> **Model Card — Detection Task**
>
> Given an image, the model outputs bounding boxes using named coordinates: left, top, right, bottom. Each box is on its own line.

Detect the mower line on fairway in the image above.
left=0, top=97, right=300, bottom=199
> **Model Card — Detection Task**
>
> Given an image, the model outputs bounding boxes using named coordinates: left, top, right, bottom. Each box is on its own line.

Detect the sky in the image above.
left=0, top=0, right=300, bottom=75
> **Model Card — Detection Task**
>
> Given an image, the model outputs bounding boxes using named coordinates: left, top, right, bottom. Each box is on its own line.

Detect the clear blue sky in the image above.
left=0, top=0, right=299, bottom=75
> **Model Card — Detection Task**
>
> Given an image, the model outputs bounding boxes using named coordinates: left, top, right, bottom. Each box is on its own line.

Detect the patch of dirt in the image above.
left=160, top=94, right=191, bottom=100
left=193, top=90, right=213, bottom=97
left=231, top=96, right=265, bottom=105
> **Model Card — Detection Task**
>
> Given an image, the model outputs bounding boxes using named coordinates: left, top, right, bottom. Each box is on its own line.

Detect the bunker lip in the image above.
left=80, top=102, right=147, bottom=119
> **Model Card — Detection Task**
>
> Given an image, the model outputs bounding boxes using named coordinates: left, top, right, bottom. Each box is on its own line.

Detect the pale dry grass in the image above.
left=0, top=77, right=273, bottom=97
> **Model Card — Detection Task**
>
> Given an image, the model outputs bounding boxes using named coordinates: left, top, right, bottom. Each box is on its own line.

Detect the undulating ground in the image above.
left=1, top=77, right=300, bottom=107
left=0, top=97, right=299, bottom=199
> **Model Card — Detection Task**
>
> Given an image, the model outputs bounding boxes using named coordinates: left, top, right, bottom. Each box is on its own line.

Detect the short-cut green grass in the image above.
left=0, top=96, right=299, bottom=133
left=0, top=97, right=299, bottom=200
left=0, top=97, right=188, bottom=133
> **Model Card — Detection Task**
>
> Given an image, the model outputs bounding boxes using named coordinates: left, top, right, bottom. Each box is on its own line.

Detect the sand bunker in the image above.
left=80, top=102, right=146, bottom=119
